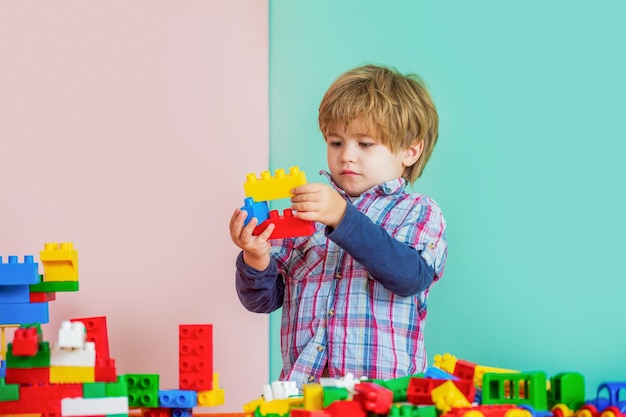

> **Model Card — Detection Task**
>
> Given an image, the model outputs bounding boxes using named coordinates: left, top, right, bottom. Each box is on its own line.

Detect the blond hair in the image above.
left=318, top=64, right=439, bottom=183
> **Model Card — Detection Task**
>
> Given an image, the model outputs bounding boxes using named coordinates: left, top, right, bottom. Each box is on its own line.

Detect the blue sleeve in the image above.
left=325, top=203, right=435, bottom=297
left=235, top=252, right=284, bottom=313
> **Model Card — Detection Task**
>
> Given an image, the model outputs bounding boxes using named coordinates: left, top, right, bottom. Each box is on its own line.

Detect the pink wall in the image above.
left=0, top=1, right=269, bottom=412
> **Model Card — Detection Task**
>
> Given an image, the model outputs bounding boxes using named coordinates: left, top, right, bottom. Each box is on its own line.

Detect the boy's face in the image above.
left=325, top=119, right=419, bottom=197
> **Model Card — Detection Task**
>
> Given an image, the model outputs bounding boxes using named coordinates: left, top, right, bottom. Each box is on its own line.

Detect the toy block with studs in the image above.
left=253, top=209, right=316, bottom=239
left=40, top=242, right=78, bottom=282
left=244, top=166, right=307, bottom=202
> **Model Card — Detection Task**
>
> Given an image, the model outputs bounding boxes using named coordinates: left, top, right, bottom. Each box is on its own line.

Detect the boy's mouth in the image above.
left=340, top=169, right=358, bottom=176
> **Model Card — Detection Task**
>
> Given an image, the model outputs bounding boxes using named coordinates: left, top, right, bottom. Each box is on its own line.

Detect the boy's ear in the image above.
left=402, top=140, right=424, bottom=167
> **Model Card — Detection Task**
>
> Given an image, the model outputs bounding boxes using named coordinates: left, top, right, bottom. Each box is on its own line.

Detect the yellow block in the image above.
left=431, top=380, right=471, bottom=413
left=433, top=352, right=457, bottom=374
left=50, top=365, right=94, bottom=383
left=474, top=365, right=520, bottom=388
left=259, top=398, right=303, bottom=416
left=197, top=373, right=225, bottom=407
left=244, top=166, right=307, bottom=202
left=303, top=383, right=323, bottom=410
left=40, top=242, right=78, bottom=282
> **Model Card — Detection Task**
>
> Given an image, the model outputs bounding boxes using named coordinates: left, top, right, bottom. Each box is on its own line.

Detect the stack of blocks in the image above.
left=0, top=243, right=225, bottom=417
left=241, top=166, right=316, bottom=239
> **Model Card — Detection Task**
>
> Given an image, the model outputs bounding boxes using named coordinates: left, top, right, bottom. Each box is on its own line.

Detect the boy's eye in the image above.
left=329, top=141, right=342, bottom=147
left=359, top=142, right=374, bottom=148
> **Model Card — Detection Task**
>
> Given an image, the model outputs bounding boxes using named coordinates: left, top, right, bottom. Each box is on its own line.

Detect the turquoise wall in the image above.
left=268, top=0, right=626, bottom=393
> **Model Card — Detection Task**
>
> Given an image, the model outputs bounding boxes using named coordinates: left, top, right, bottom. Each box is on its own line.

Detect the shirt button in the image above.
left=317, top=345, right=324, bottom=352
left=428, top=243, right=436, bottom=249
left=328, top=309, right=334, bottom=317
left=308, top=375, right=315, bottom=383
left=334, top=272, right=342, bottom=279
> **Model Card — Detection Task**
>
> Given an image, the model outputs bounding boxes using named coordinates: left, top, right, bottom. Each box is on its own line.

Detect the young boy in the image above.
left=229, top=64, right=447, bottom=387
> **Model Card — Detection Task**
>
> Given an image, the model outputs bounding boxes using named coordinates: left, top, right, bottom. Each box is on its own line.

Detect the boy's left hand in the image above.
left=290, top=183, right=347, bottom=228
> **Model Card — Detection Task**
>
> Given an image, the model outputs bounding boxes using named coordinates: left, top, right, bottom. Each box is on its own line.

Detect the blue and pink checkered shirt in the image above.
left=236, top=171, right=447, bottom=387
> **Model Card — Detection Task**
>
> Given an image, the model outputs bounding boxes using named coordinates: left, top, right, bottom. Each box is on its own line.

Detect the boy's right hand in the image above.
left=229, top=208, right=275, bottom=271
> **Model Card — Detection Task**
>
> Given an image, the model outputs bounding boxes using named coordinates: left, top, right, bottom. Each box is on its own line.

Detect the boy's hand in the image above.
left=290, top=183, right=347, bottom=228
left=229, top=208, right=275, bottom=271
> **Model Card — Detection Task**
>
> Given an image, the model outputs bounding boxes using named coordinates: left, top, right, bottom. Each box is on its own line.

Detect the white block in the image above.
left=51, top=341, right=96, bottom=367
left=61, top=397, right=129, bottom=416
left=58, top=320, right=86, bottom=348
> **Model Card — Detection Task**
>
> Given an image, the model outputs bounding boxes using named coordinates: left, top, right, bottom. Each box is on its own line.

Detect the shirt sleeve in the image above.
left=325, top=203, right=441, bottom=297
left=235, top=251, right=284, bottom=313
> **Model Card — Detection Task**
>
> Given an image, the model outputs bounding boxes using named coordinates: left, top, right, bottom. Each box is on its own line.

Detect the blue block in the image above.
left=0, top=284, right=31, bottom=304
left=241, top=197, right=270, bottom=226
left=0, top=256, right=39, bottom=285
left=424, top=367, right=458, bottom=380
left=158, top=389, right=198, bottom=408
left=0, top=302, right=49, bottom=325
left=171, top=409, right=193, bottom=417
left=0, top=360, right=6, bottom=378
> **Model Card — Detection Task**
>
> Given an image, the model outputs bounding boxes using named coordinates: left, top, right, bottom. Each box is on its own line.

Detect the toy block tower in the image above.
left=179, top=324, right=213, bottom=391
left=241, top=166, right=316, bottom=239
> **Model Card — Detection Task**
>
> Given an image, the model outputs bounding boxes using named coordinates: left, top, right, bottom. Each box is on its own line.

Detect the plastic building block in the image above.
left=197, top=373, right=225, bottom=407
left=51, top=341, right=96, bottom=367
left=548, top=372, right=586, bottom=410
left=424, top=367, right=458, bottom=380
left=388, top=404, right=437, bottom=417
left=0, top=301, right=49, bottom=325
left=105, top=376, right=129, bottom=397
left=482, top=371, right=548, bottom=411
left=253, top=209, right=316, bottom=239
left=241, top=197, right=270, bottom=226
left=302, top=384, right=324, bottom=410
left=430, top=380, right=471, bottom=413
left=57, top=320, right=87, bottom=349
left=40, top=242, right=78, bottom=282
left=453, top=359, right=477, bottom=382
left=259, top=397, right=304, bottom=416
left=474, top=364, right=520, bottom=389
left=263, top=380, right=299, bottom=401
left=0, top=378, right=19, bottom=401
left=83, top=382, right=107, bottom=398
left=11, top=326, right=42, bottom=356
left=123, top=373, right=160, bottom=408
left=0, top=284, right=31, bottom=303
left=30, top=291, right=57, bottom=302
left=71, top=316, right=110, bottom=359
left=4, top=366, right=50, bottom=384
left=61, top=396, right=129, bottom=416
left=407, top=378, right=475, bottom=406
left=322, top=387, right=349, bottom=408
left=244, top=166, right=307, bottom=202
left=291, top=410, right=331, bottom=417
left=353, top=381, right=393, bottom=414
left=95, top=357, right=118, bottom=382
left=372, top=374, right=423, bottom=402
left=158, top=389, right=198, bottom=408
left=324, top=400, right=366, bottom=417
left=50, top=365, right=95, bottom=383
left=0, top=255, right=39, bottom=285
left=6, top=341, right=51, bottom=368
left=179, top=324, right=213, bottom=391
left=30, top=279, right=79, bottom=292
left=433, top=353, right=457, bottom=374
left=142, top=408, right=174, bottom=417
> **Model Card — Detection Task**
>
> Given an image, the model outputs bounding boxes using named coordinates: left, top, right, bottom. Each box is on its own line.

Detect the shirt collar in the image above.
left=319, top=170, right=407, bottom=200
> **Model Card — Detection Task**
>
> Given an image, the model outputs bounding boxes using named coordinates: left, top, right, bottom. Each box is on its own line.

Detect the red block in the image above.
left=143, top=408, right=173, bottom=417
left=407, top=378, right=475, bottom=405
left=253, top=209, right=315, bottom=239
left=354, top=382, right=393, bottom=414
left=325, top=400, right=366, bottom=417
left=71, top=316, right=110, bottom=359
left=5, top=367, right=50, bottom=384
left=179, top=324, right=213, bottom=390
left=30, top=291, right=57, bottom=302
left=95, top=357, right=118, bottom=382
left=453, top=359, right=477, bottom=382
left=12, top=327, right=40, bottom=356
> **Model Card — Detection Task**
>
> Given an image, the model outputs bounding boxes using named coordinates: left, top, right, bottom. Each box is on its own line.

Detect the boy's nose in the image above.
left=340, top=147, right=357, bottom=163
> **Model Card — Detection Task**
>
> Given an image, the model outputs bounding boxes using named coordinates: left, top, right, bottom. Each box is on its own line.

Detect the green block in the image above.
left=380, top=374, right=423, bottom=402
left=548, top=372, right=586, bottom=410
left=30, top=279, right=79, bottom=292
left=83, top=382, right=107, bottom=398
left=0, top=378, right=20, bottom=401
left=121, top=373, right=159, bottom=408
left=389, top=405, right=437, bottom=417
left=483, top=371, right=548, bottom=411
left=322, top=386, right=349, bottom=408
left=6, top=342, right=51, bottom=368
left=105, top=377, right=129, bottom=397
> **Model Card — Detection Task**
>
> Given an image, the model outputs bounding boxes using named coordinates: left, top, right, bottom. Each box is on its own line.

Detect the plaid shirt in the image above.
left=236, top=172, right=447, bottom=387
